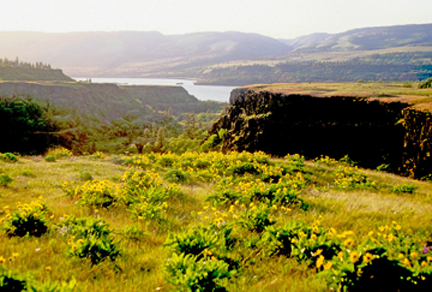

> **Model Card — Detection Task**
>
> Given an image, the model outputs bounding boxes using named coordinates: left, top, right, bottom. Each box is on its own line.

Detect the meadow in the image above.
left=1, top=148, right=432, bottom=291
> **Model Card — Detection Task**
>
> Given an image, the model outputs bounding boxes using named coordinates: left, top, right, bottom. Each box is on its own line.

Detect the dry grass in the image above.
left=240, top=82, right=432, bottom=111
left=1, top=152, right=432, bottom=291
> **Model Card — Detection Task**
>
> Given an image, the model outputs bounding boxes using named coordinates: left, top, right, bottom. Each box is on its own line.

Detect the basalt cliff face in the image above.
left=209, top=90, right=432, bottom=178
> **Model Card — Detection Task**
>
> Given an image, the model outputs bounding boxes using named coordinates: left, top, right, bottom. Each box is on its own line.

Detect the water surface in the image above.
left=73, top=77, right=237, bottom=102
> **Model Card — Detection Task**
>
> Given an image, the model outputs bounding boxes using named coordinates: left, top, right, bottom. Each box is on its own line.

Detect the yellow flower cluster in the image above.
left=45, top=147, right=73, bottom=158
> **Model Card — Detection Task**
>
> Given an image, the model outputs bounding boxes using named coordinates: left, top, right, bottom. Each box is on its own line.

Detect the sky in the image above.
left=2, top=0, right=431, bottom=39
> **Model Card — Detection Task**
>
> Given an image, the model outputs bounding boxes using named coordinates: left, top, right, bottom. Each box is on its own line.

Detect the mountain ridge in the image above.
left=1, top=23, right=432, bottom=83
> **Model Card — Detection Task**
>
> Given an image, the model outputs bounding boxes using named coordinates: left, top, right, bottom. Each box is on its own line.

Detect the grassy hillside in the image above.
left=1, top=151, right=432, bottom=291
left=232, top=82, right=432, bottom=110
left=0, top=59, right=72, bottom=81
left=285, top=23, right=432, bottom=52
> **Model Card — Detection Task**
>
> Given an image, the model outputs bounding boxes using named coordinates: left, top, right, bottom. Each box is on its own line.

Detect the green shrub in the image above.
left=229, top=162, right=260, bottom=176
left=64, top=180, right=119, bottom=208
left=0, top=266, right=76, bottom=291
left=0, top=173, right=13, bottom=187
left=2, top=201, right=49, bottom=237
left=0, top=94, right=59, bottom=154
left=79, top=171, right=93, bottom=181
left=164, top=253, right=231, bottom=292
left=44, top=155, right=56, bottom=162
left=58, top=216, right=121, bottom=266
left=237, top=203, right=275, bottom=233
left=419, top=77, right=432, bottom=89
left=389, top=183, right=417, bottom=194
left=164, top=169, right=189, bottom=184
left=164, top=226, right=225, bottom=258
left=0, top=267, right=27, bottom=291
left=0, top=152, right=18, bottom=162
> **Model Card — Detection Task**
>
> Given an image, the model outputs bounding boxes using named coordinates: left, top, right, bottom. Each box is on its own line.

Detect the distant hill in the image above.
left=284, top=23, right=432, bottom=52
left=0, top=58, right=72, bottom=81
left=199, top=24, right=432, bottom=85
left=0, top=31, right=292, bottom=78
left=279, top=33, right=331, bottom=49
left=1, top=24, right=432, bottom=84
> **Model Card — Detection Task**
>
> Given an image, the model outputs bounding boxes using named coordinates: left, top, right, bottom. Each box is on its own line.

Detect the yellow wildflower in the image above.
left=316, top=255, right=325, bottom=269
left=363, top=253, right=373, bottom=264
left=313, top=249, right=323, bottom=257
left=323, top=261, right=333, bottom=270
left=45, top=266, right=52, bottom=271
left=401, top=257, right=411, bottom=267
left=0, top=256, right=5, bottom=264
left=343, top=238, right=355, bottom=247
left=350, top=251, right=360, bottom=263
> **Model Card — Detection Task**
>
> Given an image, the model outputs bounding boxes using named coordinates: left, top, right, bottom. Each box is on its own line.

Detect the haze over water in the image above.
left=73, top=77, right=236, bottom=103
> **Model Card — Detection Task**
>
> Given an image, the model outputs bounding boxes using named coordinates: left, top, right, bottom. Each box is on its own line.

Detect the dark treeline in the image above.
left=0, top=57, right=52, bottom=70
left=197, top=52, right=432, bottom=85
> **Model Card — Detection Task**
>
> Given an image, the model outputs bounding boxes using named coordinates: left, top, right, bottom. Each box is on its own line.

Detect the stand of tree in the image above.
left=197, top=53, right=432, bottom=86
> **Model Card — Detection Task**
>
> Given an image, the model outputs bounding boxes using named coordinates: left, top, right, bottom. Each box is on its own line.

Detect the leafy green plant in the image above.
left=164, top=169, right=189, bottom=184
left=237, top=203, right=275, bottom=233
left=128, top=199, right=167, bottom=221
left=249, top=182, right=307, bottom=209
left=0, top=266, right=76, bottom=292
left=44, top=155, right=56, bottom=162
left=64, top=180, right=120, bottom=208
left=389, top=183, right=417, bottom=194
left=0, top=152, right=18, bottom=162
left=0, top=173, right=13, bottom=187
left=164, top=226, right=226, bottom=258
left=2, top=201, right=49, bottom=237
left=45, top=147, right=73, bottom=159
left=59, top=216, right=121, bottom=265
left=262, top=220, right=340, bottom=266
left=164, top=253, right=232, bottom=292
left=78, top=171, right=93, bottom=181
left=67, top=236, right=121, bottom=266
left=229, top=162, right=260, bottom=176
left=0, top=266, right=27, bottom=291
left=333, top=167, right=377, bottom=190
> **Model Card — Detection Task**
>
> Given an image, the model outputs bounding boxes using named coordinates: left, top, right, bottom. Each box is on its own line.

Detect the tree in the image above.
left=419, top=77, right=432, bottom=89
left=0, top=94, right=59, bottom=154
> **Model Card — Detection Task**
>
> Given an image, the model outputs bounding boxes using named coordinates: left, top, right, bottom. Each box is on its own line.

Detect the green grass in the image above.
left=1, top=152, right=432, bottom=291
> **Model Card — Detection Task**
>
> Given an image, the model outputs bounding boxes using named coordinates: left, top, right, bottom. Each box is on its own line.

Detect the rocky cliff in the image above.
left=209, top=90, right=432, bottom=178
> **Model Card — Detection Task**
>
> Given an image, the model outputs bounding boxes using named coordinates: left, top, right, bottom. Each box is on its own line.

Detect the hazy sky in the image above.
left=2, top=0, right=431, bottom=39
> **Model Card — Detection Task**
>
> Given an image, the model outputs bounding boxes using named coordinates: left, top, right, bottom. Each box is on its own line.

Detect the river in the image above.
left=72, top=77, right=237, bottom=103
